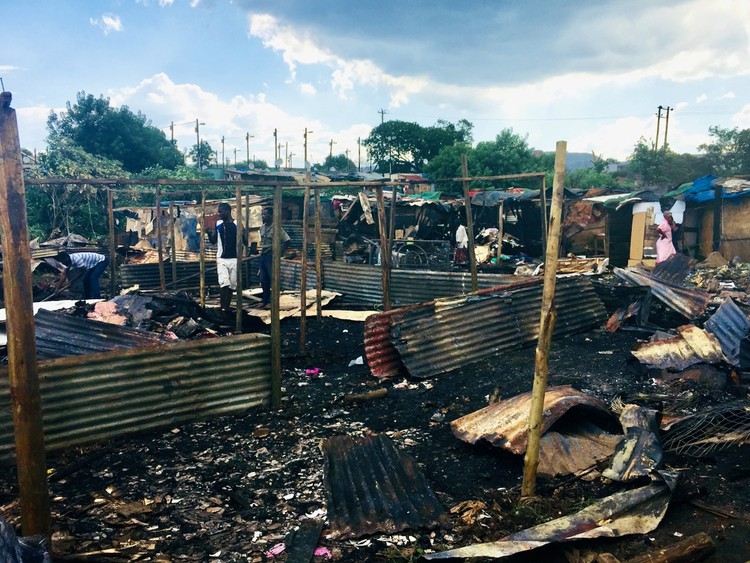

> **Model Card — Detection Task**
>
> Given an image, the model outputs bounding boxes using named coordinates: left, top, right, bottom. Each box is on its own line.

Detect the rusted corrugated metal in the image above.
left=322, top=433, right=447, bottom=539
left=365, top=277, right=606, bottom=379
left=651, top=253, right=694, bottom=285
left=279, top=260, right=319, bottom=291
left=631, top=324, right=725, bottom=370
left=0, top=333, right=271, bottom=461
left=34, top=308, right=163, bottom=359
left=120, top=258, right=258, bottom=290
left=451, top=386, right=614, bottom=453
left=613, top=267, right=710, bottom=319
left=705, top=297, right=750, bottom=367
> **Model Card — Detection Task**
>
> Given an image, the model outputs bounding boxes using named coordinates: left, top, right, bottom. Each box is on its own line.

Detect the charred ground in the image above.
left=1, top=284, right=749, bottom=562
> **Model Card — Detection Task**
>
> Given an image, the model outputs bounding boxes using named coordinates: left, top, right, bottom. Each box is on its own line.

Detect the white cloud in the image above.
left=300, top=83, right=316, bottom=95
left=90, top=13, right=123, bottom=35
left=695, top=94, right=708, bottom=104
left=720, top=91, right=736, bottom=99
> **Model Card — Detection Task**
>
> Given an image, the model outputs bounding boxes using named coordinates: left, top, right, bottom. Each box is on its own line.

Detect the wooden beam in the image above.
left=271, top=185, right=283, bottom=407
left=315, top=188, right=322, bottom=320
left=461, top=153, right=478, bottom=292
left=199, top=190, right=206, bottom=307
left=107, top=188, right=116, bottom=297
left=0, top=91, right=50, bottom=536
left=169, top=200, right=177, bottom=289
left=521, top=140, right=567, bottom=498
left=235, top=185, right=244, bottom=332
left=376, top=186, right=392, bottom=310
left=300, top=186, right=310, bottom=352
left=155, top=188, right=166, bottom=291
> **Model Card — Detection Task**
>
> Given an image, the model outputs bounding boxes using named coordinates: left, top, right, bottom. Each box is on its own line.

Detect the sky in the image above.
left=2, top=0, right=750, bottom=167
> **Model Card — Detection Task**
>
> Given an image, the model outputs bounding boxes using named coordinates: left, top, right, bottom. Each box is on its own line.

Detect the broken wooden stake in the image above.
left=342, top=388, right=388, bottom=404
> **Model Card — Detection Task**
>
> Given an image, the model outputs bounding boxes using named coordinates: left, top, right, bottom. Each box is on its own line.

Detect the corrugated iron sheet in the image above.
left=705, top=297, right=750, bottom=367
left=631, top=324, right=726, bottom=370
left=450, top=386, right=614, bottom=454
left=322, top=433, right=447, bottom=539
left=651, top=253, right=694, bottom=285
left=365, top=277, right=606, bottom=379
left=120, top=258, right=258, bottom=290
left=613, top=267, right=710, bottom=319
left=0, top=333, right=271, bottom=461
left=34, top=308, right=163, bottom=359
left=538, top=424, right=623, bottom=479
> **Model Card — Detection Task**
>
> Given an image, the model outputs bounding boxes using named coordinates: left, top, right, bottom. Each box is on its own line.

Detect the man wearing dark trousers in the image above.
left=258, top=207, right=290, bottom=309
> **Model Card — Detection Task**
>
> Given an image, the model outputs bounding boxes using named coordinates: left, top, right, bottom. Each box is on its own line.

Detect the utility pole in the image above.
left=170, top=121, right=174, bottom=144
left=234, top=147, right=239, bottom=166
left=221, top=136, right=225, bottom=172
left=246, top=132, right=253, bottom=168
left=285, top=142, right=288, bottom=170
left=345, top=148, right=350, bottom=171
left=329, top=139, right=336, bottom=160
left=273, top=128, right=278, bottom=170
left=378, top=108, right=388, bottom=124
left=358, top=137, right=361, bottom=172
left=655, top=106, right=663, bottom=151
left=663, top=106, right=673, bottom=148
left=195, top=119, right=201, bottom=168
left=304, top=128, right=313, bottom=171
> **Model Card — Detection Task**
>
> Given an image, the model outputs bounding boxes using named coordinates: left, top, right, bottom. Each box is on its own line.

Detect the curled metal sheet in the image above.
left=631, top=324, right=725, bottom=370
left=322, top=433, right=448, bottom=539
left=450, top=386, right=616, bottom=459
left=613, top=267, right=710, bottom=319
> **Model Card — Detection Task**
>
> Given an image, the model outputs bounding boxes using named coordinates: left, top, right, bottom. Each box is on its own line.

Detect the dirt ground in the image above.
left=1, top=283, right=750, bottom=562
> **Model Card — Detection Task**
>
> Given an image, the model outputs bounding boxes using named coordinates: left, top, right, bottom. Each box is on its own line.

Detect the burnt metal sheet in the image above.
left=424, top=471, right=678, bottom=560
left=603, top=405, right=662, bottom=482
left=705, top=297, right=750, bottom=367
left=613, top=267, right=710, bottom=319
left=33, top=308, right=163, bottom=359
left=366, top=276, right=606, bottom=379
left=0, top=333, right=271, bottom=461
left=651, top=253, right=694, bottom=285
left=120, top=258, right=258, bottom=290
left=451, top=385, right=615, bottom=454
left=631, top=324, right=725, bottom=370
left=537, top=423, right=622, bottom=479
left=322, top=433, right=447, bottom=539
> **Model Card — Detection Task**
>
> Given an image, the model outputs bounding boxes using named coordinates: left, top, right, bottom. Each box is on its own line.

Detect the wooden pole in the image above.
left=712, top=184, right=722, bottom=252
left=107, top=188, right=116, bottom=297
left=540, top=175, right=548, bottom=254
left=497, top=201, right=504, bottom=264
left=169, top=201, right=177, bottom=289
left=0, top=91, right=50, bottom=536
left=315, top=188, right=322, bottom=320
left=389, top=183, right=397, bottom=243
left=155, top=188, right=166, bottom=291
left=461, top=154, right=478, bottom=292
left=235, top=185, right=244, bottom=332
left=271, top=185, right=283, bottom=407
left=376, top=186, right=392, bottom=310
left=300, top=186, right=310, bottom=352
left=521, top=140, right=567, bottom=498
left=199, top=190, right=206, bottom=307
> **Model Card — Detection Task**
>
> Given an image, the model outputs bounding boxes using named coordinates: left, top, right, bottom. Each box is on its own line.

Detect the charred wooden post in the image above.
left=540, top=175, right=548, bottom=254
left=235, top=185, right=244, bottom=332
left=461, top=154, right=478, bottom=292
left=271, top=185, right=283, bottom=407
left=300, top=186, right=310, bottom=352
left=497, top=201, right=504, bottom=263
left=389, top=183, right=397, bottom=243
left=623, top=532, right=715, bottom=563
left=155, top=188, right=166, bottom=291
left=376, top=186, right=392, bottom=310
left=0, top=91, right=50, bottom=536
left=521, top=140, right=567, bottom=498
left=169, top=200, right=177, bottom=289
left=712, top=184, right=722, bottom=252
left=107, top=188, right=116, bottom=297
left=315, top=187, right=323, bottom=320
left=199, top=190, right=206, bottom=307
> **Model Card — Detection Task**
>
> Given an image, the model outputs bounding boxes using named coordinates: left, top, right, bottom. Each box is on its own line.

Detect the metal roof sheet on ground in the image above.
left=705, top=297, right=750, bottom=367
left=613, top=267, right=711, bottom=319
left=365, top=276, right=606, bottom=379
left=33, top=308, right=164, bottom=359
left=450, top=386, right=615, bottom=454
left=651, top=253, right=695, bottom=285
left=630, top=325, right=726, bottom=371
left=322, top=433, right=448, bottom=540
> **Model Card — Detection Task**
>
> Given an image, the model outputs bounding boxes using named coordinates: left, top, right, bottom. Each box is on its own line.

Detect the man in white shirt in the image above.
left=53, top=251, right=109, bottom=299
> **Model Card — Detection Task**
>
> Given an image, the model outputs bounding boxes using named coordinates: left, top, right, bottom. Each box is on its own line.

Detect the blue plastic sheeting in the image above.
left=678, top=174, right=750, bottom=202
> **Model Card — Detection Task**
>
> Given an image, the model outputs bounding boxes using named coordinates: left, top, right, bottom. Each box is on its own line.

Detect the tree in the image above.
left=47, top=91, right=184, bottom=173
left=627, top=138, right=713, bottom=187
left=363, top=119, right=473, bottom=174
left=188, top=141, right=216, bottom=169
left=698, top=126, right=750, bottom=175
left=319, top=154, right=357, bottom=173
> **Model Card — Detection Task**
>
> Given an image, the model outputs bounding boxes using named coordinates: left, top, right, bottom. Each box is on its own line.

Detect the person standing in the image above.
left=454, top=222, right=469, bottom=264
left=656, top=210, right=678, bottom=264
left=53, top=251, right=110, bottom=299
left=258, top=207, right=290, bottom=309
left=207, top=202, right=240, bottom=314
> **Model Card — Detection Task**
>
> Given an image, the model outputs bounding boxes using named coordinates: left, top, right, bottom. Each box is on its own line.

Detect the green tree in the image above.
left=188, top=140, right=216, bottom=169
left=26, top=137, right=129, bottom=239
left=47, top=91, right=184, bottom=173
left=698, top=126, right=750, bottom=175
left=319, top=154, right=357, bottom=173
left=627, top=138, right=668, bottom=186
left=363, top=119, right=473, bottom=174
left=627, top=138, right=713, bottom=186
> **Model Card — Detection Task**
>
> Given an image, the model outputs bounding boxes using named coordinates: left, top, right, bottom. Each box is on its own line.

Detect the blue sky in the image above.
left=2, top=0, right=749, bottom=166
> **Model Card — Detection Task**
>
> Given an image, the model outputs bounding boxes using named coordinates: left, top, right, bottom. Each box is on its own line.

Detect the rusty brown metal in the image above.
left=452, top=385, right=620, bottom=479
left=0, top=333, right=272, bottom=462
left=322, top=433, right=448, bottom=539
left=0, top=98, right=50, bottom=535
left=631, top=324, right=725, bottom=370
left=613, top=267, right=710, bottom=319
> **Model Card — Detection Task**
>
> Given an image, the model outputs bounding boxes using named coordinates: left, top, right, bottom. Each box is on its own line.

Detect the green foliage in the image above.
left=188, top=140, right=216, bottom=169
left=319, top=154, right=357, bottom=173
left=627, top=138, right=714, bottom=187
left=47, top=91, right=184, bottom=173
left=698, top=126, right=750, bottom=176
left=565, top=167, right=618, bottom=191
left=363, top=119, right=473, bottom=173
